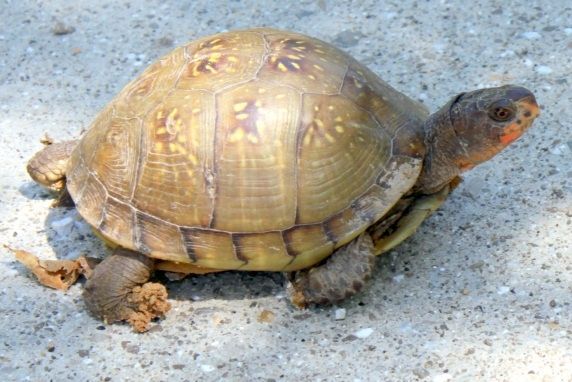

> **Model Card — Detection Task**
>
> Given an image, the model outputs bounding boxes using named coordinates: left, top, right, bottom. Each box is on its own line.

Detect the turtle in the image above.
left=26, top=28, right=539, bottom=331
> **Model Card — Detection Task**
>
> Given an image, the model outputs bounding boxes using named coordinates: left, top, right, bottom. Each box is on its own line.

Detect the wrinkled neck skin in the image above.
left=415, top=100, right=469, bottom=195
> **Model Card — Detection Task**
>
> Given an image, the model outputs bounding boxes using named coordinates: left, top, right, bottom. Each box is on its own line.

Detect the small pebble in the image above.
left=497, top=286, right=510, bottom=295
left=549, top=142, right=571, bottom=156
left=461, top=176, right=486, bottom=199
left=535, top=65, right=553, bottom=75
left=342, top=334, right=358, bottom=342
left=4, top=265, right=18, bottom=277
left=353, top=328, right=374, bottom=339
left=52, top=22, right=76, bottom=35
left=412, top=367, right=430, bottom=379
left=334, top=308, right=347, bottom=320
left=73, top=219, right=93, bottom=236
left=157, top=36, right=174, bottom=47
left=52, top=216, right=74, bottom=236
left=164, top=272, right=186, bottom=281
left=200, top=364, right=215, bottom=373
left=433, top=373, right=452, bottom=382
left=521, top=31, right=541, bottom=40
left=392, top=274, right=405, bottom=283
left=333, top=30, right=364, bottom=47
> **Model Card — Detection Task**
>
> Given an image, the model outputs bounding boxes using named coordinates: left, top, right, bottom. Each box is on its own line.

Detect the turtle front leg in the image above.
left=27, top=140, right=78, bottom=192
left=288, top=233, right=376, bottom=307
left=372, top=183, right=451, bottom=255
left=84, top=248, right=171, bottom=332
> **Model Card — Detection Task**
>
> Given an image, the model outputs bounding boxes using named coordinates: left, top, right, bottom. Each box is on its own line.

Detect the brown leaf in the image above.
left=40, top=134, right=53, bottom=145
left=10, top=247, right=81, bottom=290
left=5, top=245, right=98, bottom=290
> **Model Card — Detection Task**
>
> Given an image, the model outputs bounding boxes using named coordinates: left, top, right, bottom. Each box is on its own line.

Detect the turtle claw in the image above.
left=285, top=278, right=309, bottom=309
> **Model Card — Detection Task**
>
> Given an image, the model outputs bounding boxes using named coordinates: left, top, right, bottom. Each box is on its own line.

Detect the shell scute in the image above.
left=67, top=29, right=424, bottom=271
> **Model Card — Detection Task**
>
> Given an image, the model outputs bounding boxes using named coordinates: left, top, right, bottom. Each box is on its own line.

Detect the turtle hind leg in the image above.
left=289, top=233, right=376, bottom=307
left=84, top=248, right=171, bottom=332
left=27, top=140, right=78, bottom=192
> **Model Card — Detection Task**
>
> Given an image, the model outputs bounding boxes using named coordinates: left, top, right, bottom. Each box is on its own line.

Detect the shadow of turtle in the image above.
left=17, top=182, right=405, bottom=318
left=165, top=271, right=285, bottom=304
left=18, top=181, right=53, bottom=201
left=26, top=183, right=290, bottom=304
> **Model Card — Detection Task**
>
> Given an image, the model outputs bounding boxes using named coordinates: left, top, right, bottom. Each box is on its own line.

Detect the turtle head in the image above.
left=448, top=85, right=539, bottom=171
left=417, top=85, right=539, bottom=194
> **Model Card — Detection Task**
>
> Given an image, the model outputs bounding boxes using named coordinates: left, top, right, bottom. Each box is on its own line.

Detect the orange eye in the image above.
left=489, top=102, right=515, bottom=122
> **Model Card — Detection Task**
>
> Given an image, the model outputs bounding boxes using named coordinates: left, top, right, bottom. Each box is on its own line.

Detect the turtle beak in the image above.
left=499, top=86, right=539, bottom=145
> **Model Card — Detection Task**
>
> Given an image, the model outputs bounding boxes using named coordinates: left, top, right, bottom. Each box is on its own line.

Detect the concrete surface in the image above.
left=0, top=0, right=570, bottom=381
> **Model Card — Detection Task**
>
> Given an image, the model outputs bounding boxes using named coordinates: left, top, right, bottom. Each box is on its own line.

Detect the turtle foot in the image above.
left=83, top=248, right=169, bottom=332
left=287, top=233, right=376, bottom=307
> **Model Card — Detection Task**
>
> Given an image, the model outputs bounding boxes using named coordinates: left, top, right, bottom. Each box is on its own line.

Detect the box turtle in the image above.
left=26, top=28, right=539, bottom=331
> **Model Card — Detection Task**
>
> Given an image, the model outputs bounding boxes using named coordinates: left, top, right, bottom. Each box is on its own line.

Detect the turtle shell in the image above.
left=66, top=28, right=428, bottom=272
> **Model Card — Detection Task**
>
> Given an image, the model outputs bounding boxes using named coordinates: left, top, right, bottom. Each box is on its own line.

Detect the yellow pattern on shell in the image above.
left=65, top=28, right=426, bottom=272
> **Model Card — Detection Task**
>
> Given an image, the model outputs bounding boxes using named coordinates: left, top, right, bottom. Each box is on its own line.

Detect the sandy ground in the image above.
left=0, top=0, right=570, bottom=381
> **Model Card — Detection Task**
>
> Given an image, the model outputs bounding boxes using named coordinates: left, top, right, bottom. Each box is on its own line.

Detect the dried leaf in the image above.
left=40, top=134, right=53, bottom=145
left=9, top=247, right=81, bottom=290
left=5, top=245, right=98, bottom=290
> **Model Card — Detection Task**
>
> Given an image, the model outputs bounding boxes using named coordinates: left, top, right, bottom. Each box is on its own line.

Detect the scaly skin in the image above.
left=27, top=140, right=78, bottom=191
left=83, top=248, right=170, bottom=332
left=289, top=233, right=376, bottom=307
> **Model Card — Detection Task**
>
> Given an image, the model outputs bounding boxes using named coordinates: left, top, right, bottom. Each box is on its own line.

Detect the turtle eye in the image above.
left=488, top=101, right=515, bottom=122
